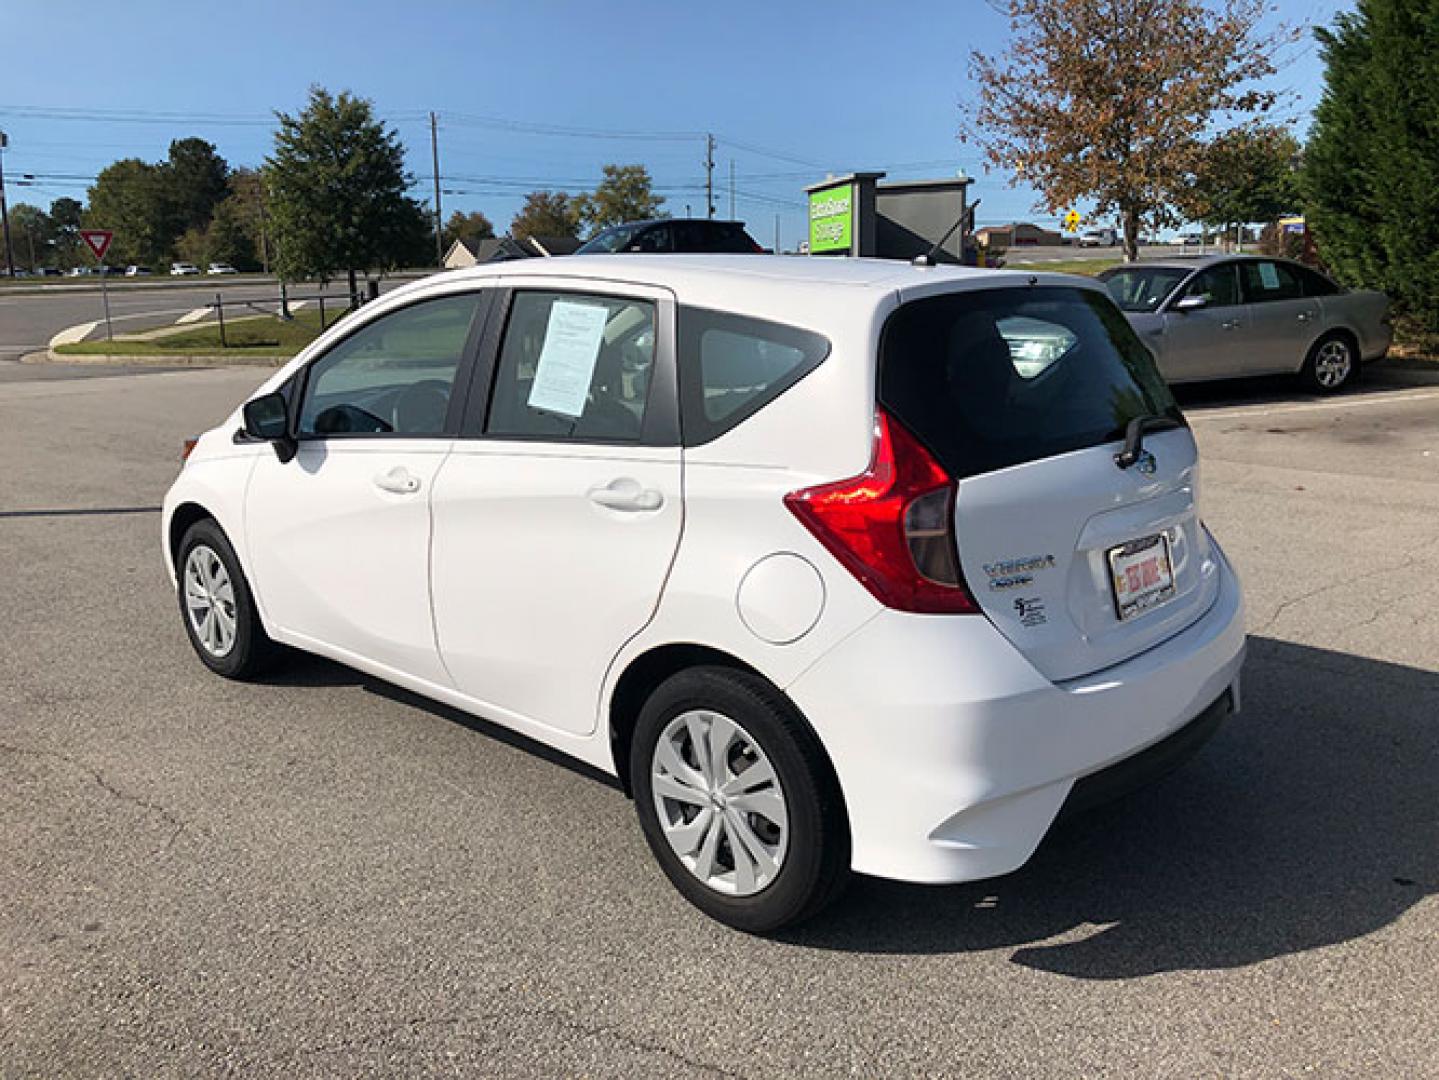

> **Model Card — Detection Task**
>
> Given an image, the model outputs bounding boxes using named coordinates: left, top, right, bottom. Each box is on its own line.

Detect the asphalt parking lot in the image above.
left=1, top=358, right=1436, bottom=1078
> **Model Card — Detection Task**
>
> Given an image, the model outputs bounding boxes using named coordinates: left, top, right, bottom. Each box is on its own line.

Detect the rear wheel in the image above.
left=1302, top=333, right=1358, bottom=394
left=176, top=518, right=278, bottom=680
left=630, top=666, right=850, bottom=933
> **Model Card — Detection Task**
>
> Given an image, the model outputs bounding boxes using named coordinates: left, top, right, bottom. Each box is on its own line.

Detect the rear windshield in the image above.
left=879, top=286, right=1181, bottom=479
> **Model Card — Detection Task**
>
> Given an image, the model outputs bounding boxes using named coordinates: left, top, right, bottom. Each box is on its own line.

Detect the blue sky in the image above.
left=1, top=0, right=1349, bottom=247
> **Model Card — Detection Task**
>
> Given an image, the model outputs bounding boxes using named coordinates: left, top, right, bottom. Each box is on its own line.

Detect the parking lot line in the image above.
left=1188, top=386, right=1439, bottom=420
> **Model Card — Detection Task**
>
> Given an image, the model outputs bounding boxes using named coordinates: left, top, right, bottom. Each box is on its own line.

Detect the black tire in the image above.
left=1301, top=332, right=1359, bottom=394
left=175, top=518, right=279, bottom=680
left=630, top=666, right=850, bottom=933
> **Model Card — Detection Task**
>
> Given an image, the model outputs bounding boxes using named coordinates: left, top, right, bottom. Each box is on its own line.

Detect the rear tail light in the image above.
left=181, top=437, right=199, bottom=463
left=785, top=410, right=978, bottom=614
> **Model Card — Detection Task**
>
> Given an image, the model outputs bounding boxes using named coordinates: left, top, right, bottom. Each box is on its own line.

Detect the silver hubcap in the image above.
left=1315, top=340, right=1352, bottom=388
left=651, top=710, right=789, bottom=897
left=183, top=545, right=238, bottom=658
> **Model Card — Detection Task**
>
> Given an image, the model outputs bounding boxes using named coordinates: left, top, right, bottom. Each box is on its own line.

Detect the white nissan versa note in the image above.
left=163, top=255, right=1246, bottom=931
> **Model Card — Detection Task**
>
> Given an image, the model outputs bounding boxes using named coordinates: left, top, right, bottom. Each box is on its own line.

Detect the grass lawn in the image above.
left=1002, top=258, right=1122, bottom=276
left=56, top=307, right=343, bottom=359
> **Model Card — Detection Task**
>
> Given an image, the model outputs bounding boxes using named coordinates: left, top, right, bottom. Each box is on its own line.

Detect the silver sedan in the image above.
left=1099, top=255, right=1391, bottom=392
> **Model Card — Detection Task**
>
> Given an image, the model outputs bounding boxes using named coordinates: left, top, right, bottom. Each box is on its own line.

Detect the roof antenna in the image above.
left=913, top=197, right=978, bottom=267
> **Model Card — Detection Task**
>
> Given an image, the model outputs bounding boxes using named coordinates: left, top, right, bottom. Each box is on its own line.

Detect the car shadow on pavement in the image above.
left=1172, top=357, right=1438, bottom=411
left=784, top=636, right=1438, bottom=977
left=256, top=651, right=624, bottom=790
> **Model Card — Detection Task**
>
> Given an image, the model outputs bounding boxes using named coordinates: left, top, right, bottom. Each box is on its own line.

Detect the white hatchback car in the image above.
left=163, top=256, right=1246, bottom=931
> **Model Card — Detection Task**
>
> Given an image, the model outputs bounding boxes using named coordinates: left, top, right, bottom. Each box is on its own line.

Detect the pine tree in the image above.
left=1304, top=0, right=1439, bottom=329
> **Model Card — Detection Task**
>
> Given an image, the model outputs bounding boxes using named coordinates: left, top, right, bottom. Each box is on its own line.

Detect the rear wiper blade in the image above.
left=1114, top=413, right=1182, bottom=469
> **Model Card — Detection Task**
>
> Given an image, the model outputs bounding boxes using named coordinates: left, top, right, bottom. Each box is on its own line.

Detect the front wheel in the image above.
left=1302, top=333, right=1358, bottom=394
left=630, top=667, right=850, bottom=933
left=176, top=518, right=279, bottom=680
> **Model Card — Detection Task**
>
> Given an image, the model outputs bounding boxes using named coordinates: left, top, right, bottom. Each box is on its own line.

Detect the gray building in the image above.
left=804, top=172, right=974, bottom=263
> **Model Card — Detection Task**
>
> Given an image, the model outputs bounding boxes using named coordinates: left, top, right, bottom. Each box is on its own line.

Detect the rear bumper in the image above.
left=786, top=549, right=1246, bottom=884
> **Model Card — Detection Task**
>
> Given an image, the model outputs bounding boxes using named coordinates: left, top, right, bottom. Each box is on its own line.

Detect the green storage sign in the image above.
left=809, top=184, right=853, bottom=253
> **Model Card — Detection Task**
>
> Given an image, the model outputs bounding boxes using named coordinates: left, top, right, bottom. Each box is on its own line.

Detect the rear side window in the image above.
left=880, top=287, right=1180, bottom=479
left=1240, top=260, right=1303, bottom=302
left=486, top=291, right=657, bottom=443
left=678, top=308, right=829, bottom=444
left=1297, top=265, right=1341, bottom=297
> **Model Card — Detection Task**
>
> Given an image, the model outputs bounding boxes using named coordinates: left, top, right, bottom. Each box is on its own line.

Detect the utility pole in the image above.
left=0, top=132, right=15, bottom=278
left=728, top=159, right=735, bottom=220
left=704, top=134, right=716, bottom=220
left=430, top=112, right=444, bottom=267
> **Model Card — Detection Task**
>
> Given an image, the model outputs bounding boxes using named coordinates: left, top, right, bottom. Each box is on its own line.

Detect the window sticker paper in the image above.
left=527, top=300, right=610, bottom=418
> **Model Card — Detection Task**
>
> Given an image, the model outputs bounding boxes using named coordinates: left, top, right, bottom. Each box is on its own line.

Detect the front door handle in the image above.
left=588, top=478, right=664, bottom=512
left=373, top=466, right=422, bottom=495
left=1221, top=319, right=1242, bottom=331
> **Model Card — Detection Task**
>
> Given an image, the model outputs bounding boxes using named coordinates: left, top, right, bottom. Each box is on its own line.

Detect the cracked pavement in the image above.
left=1, top=361, right=1436, bottom=1078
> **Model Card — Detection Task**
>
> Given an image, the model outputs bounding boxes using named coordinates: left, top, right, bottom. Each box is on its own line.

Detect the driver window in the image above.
left=297, top=294, right=481, bottom=437
left=1181, top=264, right=1240, bottom=308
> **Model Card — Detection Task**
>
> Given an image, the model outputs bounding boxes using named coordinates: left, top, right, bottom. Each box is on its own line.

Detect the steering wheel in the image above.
left=391, top=379, right=452, bottom=434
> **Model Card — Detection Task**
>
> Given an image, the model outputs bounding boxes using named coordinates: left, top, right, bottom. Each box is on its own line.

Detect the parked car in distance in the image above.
left=1078, top=228, right=1118, bottom=248
left=67, top=266, right=93, bottom=277
left=1099, top=255, right=1391, bottom=392
left=163, top=255, right=1246, bottom=932
left=576, top=218, right=765, bottom=255
left=171, top=262, right=201, bottom=276
left=125, top=265, right=153, bottom=277
left=207, top=262, right=238, bottom=275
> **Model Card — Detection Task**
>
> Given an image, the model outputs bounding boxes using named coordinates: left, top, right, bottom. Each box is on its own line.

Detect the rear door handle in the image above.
left=588, top=478, right=664, bottom=512
left=373, top=466, right=422, bottom=494
left=1297, top=311, right=1313, bottom=323
left=1221, top=319, right=1242, bottom=331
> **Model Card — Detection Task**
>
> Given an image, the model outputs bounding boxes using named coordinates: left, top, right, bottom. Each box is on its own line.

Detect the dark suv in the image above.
left=576, top=219, right=764, bottom=255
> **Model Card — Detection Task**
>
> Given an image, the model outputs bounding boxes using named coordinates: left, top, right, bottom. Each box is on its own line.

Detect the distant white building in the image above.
left=443, top=235, right=582, bottom=268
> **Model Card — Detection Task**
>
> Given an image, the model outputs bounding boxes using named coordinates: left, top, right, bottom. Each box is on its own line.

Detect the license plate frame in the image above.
left=1108, top=533, right=1176, bottom=621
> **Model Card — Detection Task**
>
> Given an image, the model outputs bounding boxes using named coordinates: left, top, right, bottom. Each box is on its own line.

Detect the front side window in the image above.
left=1240, top=260, right=1303, bottom=303
left=486, top=291, right=657, bottom=442
left=297, top=293, right=481, bottom=437
left=678, top=308, right=830, bottom=444
left=1101, top=267, right=1191, bottom=312
left=1182, top=263, right=1241, bottom=308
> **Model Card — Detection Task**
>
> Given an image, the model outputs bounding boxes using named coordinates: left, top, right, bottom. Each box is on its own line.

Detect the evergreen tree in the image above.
left=1304, top=0, right=1439, bottom=329
left=265, top=87, right=431, bottom=295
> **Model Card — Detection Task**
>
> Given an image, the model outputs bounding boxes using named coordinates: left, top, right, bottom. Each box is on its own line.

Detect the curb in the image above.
left=26, top=349, right=287, bottom=368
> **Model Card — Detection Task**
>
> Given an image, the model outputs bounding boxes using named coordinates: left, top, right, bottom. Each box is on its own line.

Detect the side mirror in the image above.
left=1174, top=293, right=1208, bottom=312
left=242, top=391, right=297, bottom=463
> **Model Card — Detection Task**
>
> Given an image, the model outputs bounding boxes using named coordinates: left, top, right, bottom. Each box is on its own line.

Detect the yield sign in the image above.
left=80, top=229, right=114, bottom=261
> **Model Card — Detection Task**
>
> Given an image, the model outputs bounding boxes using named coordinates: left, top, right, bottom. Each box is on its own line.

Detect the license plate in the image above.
left=1108, top=533, right=1176, bottom=621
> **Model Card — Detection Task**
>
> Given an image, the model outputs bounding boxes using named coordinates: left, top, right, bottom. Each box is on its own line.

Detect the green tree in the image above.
left=1303, top=0, right=1439, bottom=329
left=205, top=196, right=262, bottom=271
left=572, top=164, right=666, bottom=232
left=967, top=0, right=1293, bottom=261
left=223, top=169, right=271, bottom=272
left=84, top=158, right=178, bottom=266
left=509, top=191, right=579, bottom=243
left=48, top=196, right=84, bottom=268
left=265, top=86, right=432, bottom=295
left=7, top=203, right=53, bottom=270
left=165, top=138, right=230, bottom=233
left=1180, top=125, right=1302, bottom=241
left=442, top=209, right=495, bottom=254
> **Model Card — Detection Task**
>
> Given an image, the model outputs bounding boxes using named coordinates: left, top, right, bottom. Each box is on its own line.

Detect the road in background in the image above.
left=0, top=276, right=423, bottom=362
left=0, top=359, right=1435, bottom=1076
